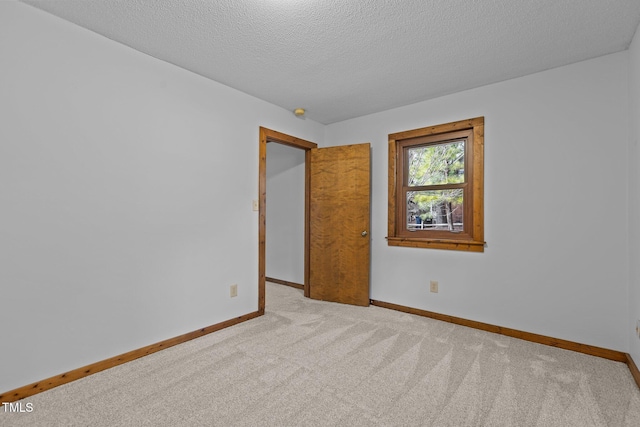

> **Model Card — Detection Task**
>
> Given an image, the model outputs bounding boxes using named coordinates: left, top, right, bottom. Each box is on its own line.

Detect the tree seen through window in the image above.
left=406, top=140, right=465, bottom=231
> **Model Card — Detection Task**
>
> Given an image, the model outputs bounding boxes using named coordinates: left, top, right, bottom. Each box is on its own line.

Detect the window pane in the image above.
left=407, top=140, right=465, bottom=186
left=407, top=190, right=464, bottom=232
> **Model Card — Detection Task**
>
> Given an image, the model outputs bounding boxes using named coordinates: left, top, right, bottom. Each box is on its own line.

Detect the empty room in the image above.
left=2, top=0, right=640, bottom=425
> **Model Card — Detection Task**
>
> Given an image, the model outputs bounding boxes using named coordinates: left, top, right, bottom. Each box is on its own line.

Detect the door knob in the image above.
left=361, top=231, right=368, bottom=237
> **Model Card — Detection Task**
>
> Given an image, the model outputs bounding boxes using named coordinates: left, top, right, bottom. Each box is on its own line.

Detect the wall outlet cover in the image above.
left=430, top=280, right=438, bottom=293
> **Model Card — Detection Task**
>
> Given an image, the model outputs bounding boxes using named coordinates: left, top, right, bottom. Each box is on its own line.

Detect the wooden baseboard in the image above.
left=5, top=300, right=638, bottom=402
left=626, top=353, right=640, bottom=389
left=371, top=300, right=640, bottom=389
left=373, top=297, right=639, bottom=390
left=0, top=310, right=262, bottom=403
left=370, top=299, right=627, bottom=363
left=266, top=277, right=304, bottom=290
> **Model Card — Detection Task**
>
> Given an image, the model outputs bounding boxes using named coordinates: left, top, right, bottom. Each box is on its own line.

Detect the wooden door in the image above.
left=309, top=143, right=371, bottom=306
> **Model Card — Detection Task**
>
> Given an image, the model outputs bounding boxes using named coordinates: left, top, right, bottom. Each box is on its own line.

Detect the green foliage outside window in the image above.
left=406, top=140, right=465, bottom=231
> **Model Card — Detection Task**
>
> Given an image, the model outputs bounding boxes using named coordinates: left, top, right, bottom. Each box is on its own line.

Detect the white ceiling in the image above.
left=20, top=0, right=640, bottom=124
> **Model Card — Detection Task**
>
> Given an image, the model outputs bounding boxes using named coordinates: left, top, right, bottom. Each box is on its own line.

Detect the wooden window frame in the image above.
left=388, top=117, right=485, bottom=252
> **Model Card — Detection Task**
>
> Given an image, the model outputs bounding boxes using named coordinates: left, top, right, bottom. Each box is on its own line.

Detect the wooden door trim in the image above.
left=259, top=127, right=317, bottom=313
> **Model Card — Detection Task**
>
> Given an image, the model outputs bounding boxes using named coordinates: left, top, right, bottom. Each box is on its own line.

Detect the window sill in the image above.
left=386, top=236, right=485, bottom=252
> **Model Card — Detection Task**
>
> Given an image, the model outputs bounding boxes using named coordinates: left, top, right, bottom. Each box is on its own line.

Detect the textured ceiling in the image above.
left=19, top=0, right=640, bottom=124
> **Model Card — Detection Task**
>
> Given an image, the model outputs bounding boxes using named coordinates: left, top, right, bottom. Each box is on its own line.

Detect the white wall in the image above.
left=629, top=21, right=640, bottom=365
left=326, top=52, right=630, bottom=351
left=266, top=143, right=306, bottom=284
left=0, top=1, right=324, bottom=392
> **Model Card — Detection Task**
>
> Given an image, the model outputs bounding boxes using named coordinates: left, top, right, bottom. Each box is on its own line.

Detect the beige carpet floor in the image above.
left=2, top=282, right=640, bottom=426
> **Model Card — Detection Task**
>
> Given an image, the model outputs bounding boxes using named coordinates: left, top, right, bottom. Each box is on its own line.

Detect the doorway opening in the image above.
left=258, top=127, right=317, bottom=314
left=265, top=143, right=305, bottom=288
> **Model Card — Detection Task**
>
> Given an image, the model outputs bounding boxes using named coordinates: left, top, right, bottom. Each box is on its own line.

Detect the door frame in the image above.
left=258, top=127, right=317, bottom=314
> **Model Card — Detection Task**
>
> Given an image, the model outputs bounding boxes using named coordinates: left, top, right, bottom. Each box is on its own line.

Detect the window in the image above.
left=388, top=117, right=485, bottom=252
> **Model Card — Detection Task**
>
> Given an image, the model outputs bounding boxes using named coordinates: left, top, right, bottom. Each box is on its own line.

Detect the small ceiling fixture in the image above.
left=293, top=108, right=305, bottom=117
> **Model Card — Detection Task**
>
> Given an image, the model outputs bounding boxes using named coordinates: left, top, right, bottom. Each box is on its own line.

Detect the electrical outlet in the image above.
left=252, top=200, right=259, bottom=211
left=430, top=280, right=438, bottom=293
left=230, top=284, right=238, bottom=298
